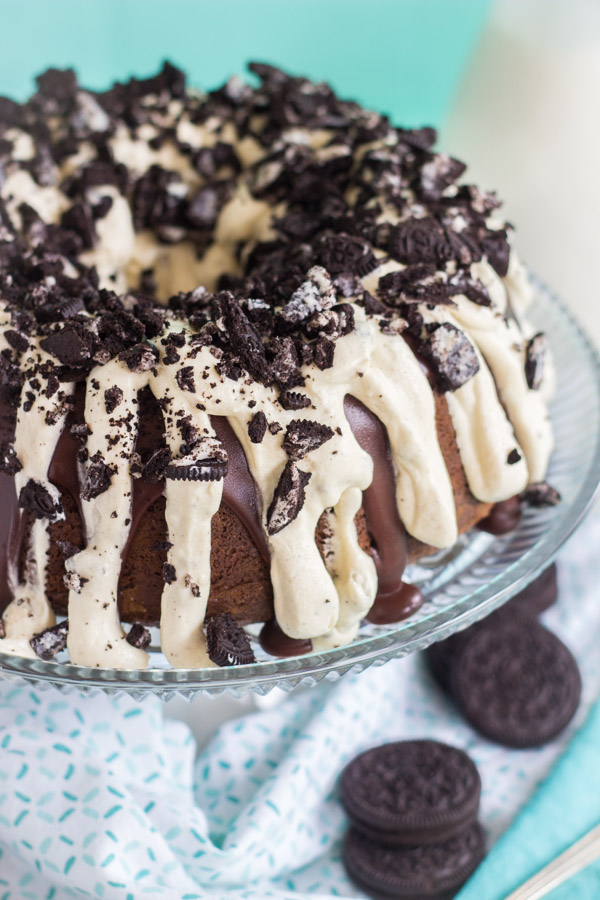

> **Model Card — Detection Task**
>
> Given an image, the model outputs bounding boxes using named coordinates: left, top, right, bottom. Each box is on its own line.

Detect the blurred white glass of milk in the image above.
left=443, top=0, right=600, bottom=344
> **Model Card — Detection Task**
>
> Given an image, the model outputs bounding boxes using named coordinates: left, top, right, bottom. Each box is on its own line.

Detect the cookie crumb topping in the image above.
left=419, top=323, right=480, bottom=392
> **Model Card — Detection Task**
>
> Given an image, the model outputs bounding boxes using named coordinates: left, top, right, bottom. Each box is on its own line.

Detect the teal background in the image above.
left=0, top=0, right=492, bottom=127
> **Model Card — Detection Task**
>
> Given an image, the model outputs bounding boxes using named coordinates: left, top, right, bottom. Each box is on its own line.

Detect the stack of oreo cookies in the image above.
left=426, top=564, right=582, bottom=747
left=340, top=740, right=485, bottom=899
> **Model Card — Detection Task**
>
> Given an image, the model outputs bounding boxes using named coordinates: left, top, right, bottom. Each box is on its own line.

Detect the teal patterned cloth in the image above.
left=0, top=503, right=599, bottom=899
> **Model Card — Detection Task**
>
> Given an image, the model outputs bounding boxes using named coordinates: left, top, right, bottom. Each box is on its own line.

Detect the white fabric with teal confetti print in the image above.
left=1, top=503, right=600, bottom=900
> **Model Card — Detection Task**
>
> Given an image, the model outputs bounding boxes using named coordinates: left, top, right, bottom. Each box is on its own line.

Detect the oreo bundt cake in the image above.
left=0, top=63, right=556, bottom=668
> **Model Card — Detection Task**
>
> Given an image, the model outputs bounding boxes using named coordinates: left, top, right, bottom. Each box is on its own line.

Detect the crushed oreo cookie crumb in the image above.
left=143, top=447, right=173, bottom=482
left=507, top=449, right=522, bottom=465
left=63, top=572, right=88, bottom=594
left=266, top=461, right=312, bottom=534
left=5, top=330, right=30, bottom=353
left=150, top=540, right=173, bottom=552
left=163, top=562, right=177, bottom=584
left=176, top=365, right=196, bottom=392
left=187, top=184, right=223, bottom=228
left=40, top=324, right=93, bottom=367
left=314, top=337, right=335, bottom=370
left=420, top=323, right=480, bottom=392
left=30, top=620, right=69, bottom=660
left=318, top=234, right=377, bottom=277
left=104, top=385, right=124, bottom=414
left=522, top=482, right=561, bottom=508
left=378, top=264, right=456, bottom=307
left=385, top=218, right=449, bottom=266
left=118, top=342, right=159, bottom=373
left=279, top=266, right=336, bottom=326
left=248, top=410, right=268, bottom=443
left=278, top=390, right=311, bottom=410
left=57, top=540, right=80, bottom=559
left=282, top=419, right=334, bottom=461
left=82, top=453, right=113, bottom=501
left=19, top=479, right=62, bottom=521
left=165, top=457, right=227, bottom=481
left=36, top=67, right=77, bottom=101
left=126, top=622, right=152, bottom=649
left=269, top=336, right=302, bottom=390
left=480, top=228, right=510, bottom=277
left=206, top=612, right=256, bottom=666
left=525, top=333, right=546, bottom=390
left=61, top=202, right=96, bottom=249
left=0, top=441, right=21, bottom=475
left=420, top=153, right=466, bottom=199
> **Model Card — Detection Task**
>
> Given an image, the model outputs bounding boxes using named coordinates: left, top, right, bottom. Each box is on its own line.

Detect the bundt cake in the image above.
left=0, top=62, right=557, bottom=669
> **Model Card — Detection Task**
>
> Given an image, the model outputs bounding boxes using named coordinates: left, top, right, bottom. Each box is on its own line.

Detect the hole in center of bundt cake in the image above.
left=75, top=136, right=278, bottom=303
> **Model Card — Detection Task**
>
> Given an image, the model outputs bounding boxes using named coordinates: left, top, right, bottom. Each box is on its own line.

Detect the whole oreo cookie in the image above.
left=451, top=614, right=581, bottom=748
left=425, top=563, right=559, bottom=692
left=343, top=823, right=485, bottom=900
left=425, top=633, right=465, bottom=695
left=505, top=563, right=558, bottom=616
left=425, top=612, right=512, bottom=696
left=340, top=740, right=481, bottom=845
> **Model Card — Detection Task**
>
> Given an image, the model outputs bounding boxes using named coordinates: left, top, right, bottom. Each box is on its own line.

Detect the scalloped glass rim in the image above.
left=1, top=274, right=599, bottom=699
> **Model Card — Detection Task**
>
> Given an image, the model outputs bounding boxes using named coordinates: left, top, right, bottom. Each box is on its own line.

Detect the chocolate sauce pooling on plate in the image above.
left=478, top=496, right=521, bottom=535
left=366, top=582, right=425, bottom=625
left=259, top=619, right=312, bottom=658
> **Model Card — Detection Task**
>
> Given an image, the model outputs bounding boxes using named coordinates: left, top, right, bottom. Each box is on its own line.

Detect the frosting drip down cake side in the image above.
left=0, top=63, right=556, bottom=668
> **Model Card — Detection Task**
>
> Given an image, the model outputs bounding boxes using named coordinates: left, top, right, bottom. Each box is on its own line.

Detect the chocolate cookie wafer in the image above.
left=206, top=613, right=256, bottom=666
left=505, top=563, right=558, bottom=616
left=426, top=562, right=559, bottom=693
left=343, top=823, right=485, bottom=900
left=341, top=740, right=481, bottom=846
left=450, top=614, right=581, bottom=748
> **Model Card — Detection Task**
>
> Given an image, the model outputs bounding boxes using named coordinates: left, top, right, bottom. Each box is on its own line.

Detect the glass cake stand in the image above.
left=1, top=275, right=599, bottom=700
